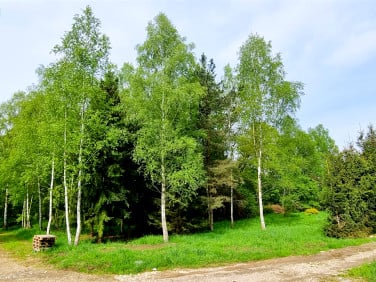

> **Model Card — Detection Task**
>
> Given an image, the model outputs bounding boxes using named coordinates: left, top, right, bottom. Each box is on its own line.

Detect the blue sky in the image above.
left=0, top=0, right=375, bottom=148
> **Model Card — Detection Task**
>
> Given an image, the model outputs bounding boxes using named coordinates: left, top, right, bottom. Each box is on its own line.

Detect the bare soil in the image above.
left=1, top=242, right=376, bottom=281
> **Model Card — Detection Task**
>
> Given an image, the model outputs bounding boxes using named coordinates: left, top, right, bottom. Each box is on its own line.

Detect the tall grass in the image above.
left=0, top=212, right=375, bottom=275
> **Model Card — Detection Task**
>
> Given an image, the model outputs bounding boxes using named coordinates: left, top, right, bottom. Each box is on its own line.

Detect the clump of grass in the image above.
left=1, top=212, right=375, bottom=275
left=129, top=234, right=164, bottom=245
left=345, top=262, right=376, bottom=281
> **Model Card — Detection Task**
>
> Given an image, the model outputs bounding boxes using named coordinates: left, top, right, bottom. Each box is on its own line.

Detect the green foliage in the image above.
left=52, top=6, right=110, bottom=75
left=195, top=54, right=231, bottom=230
left=324, top=127, right=376, bottom=238
left=196, top=54, right=226, bottom=164
left=324, top=152, right=370, bottom=237
left=235, top=183, right=258, bottom=217
left=237, top=34, right=302, bottom=128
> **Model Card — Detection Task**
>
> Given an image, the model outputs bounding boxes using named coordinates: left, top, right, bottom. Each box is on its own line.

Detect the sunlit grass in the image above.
left=345, top=262, right=376, bottom=281
left=1, top=212, right=375, bottom=275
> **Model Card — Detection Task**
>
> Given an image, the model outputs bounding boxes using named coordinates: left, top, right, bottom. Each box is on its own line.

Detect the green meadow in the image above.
left=1, top=212, right=374, bottom=276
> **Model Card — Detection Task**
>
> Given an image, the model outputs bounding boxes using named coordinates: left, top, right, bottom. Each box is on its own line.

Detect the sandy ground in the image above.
left=1, top=242, right=376, bottom=281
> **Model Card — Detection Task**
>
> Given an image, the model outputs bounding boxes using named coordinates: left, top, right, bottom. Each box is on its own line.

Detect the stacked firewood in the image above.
left=32, top=235, right=56, bottom=251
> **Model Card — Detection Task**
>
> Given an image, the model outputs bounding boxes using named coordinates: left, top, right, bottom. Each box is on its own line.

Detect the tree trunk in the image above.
left=257, top=150, right=266, bottom=230
left=253, top=122, right=265, bottom=230
left=22, top=198, right=26, bottom=228
left=38, top=177, right=42, bottom=230
left=210, top=209, right=214, bottom=231
left=161, top=162, right=169, bottom=242
left=74, top=104, right=85, bottom=246
left=47, top=157, right=55, bottom=235
left=26, top=189, right=30, bottom=229
left=160, top=92, right=169, bottom=243
left=230, top=169, right=234, bottom=228
left=29, top=195, right=33, bottom=229
left=25, top=190, right=32, bottom=229
left=63, top=110, right=72, bottom=245
left=3, top=188, right=8, bottom=229
left=206, top=184, right=214, bottom=231
left=227, top=96, right=236, bottom=229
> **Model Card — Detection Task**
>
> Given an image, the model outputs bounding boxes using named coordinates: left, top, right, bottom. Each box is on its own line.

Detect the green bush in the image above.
left=325, top=214, right=372, bottom=238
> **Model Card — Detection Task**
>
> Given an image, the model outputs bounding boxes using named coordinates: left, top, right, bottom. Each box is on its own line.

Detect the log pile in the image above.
left=32, top=235, right=56, bottom=251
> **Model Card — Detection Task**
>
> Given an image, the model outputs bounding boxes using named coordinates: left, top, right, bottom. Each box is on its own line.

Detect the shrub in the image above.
left=265, top=204, right=285, bottom=214
left=304, top=208, right=319, bottom=215
left=324, top=213, right=372, bottom=238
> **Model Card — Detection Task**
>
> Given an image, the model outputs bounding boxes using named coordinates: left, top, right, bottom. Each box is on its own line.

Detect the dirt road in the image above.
left=1, top=242, right=376, bottom=281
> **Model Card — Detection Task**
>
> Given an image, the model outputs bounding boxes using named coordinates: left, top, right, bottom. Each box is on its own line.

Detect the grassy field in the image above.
left=0, top=212, right=375, bottom=276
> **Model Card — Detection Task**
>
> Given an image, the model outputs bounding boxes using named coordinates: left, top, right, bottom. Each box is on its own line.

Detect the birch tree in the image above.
left=124, top=13, right=204, bottom=242
left=237, top=34, right=303, bottom=229
left=41, top=6, right=111, bottom=244
left=2, top=92, right=47, bottom=230
left=222, top=64, right=242, bottom=227
left=55, top=6, right=110, bottom=245
left=0, top=100, right=15, bottom=230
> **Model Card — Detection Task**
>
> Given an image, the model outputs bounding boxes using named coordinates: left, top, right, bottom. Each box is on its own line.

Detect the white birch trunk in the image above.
left=160, top=92, right=169, bottom=242
left=74, top=103, right=85, bottom=246
left=257, top=150, right=266, bottom=230
left=38, top=177, right=42, bottom=230
left=28, top=195, right=33, bottom=229
left=22, top=199, right=25, bottom=228
left=3, top=188, right=8, bottom=229
left=230, top=169, right=234, bottom=228
left=253, top=123, right=265, bottom=230
left=230, top=146, right=235, bottom=229
left=26, top=190, right=30, bottom=229
left=161, top=162, right=169, bottom=242
left=24, top=190, right=32, bottom=229
left=64, top=110, right=72, bottom=245
left=47, top=157, right=55, bottom=235
left=227, top=94, right=236, bottom=228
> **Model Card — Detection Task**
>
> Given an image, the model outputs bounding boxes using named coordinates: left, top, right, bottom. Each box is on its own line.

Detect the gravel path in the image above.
left=1, top=242, right=376, bottom=281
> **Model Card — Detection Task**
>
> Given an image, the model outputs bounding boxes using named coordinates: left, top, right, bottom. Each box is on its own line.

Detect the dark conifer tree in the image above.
left=84, top=70, right=152, bottom=241
left=324, top=126, right=376, bottom=238
left=195, top=54, right=230, bottom=230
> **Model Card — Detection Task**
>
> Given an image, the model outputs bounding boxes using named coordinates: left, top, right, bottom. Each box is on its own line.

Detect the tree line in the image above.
left=2, top=6, right=370, bottom=244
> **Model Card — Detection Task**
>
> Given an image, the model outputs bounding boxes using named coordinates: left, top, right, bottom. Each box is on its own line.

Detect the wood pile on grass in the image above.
left=32, top=235, right=56, bottom=251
